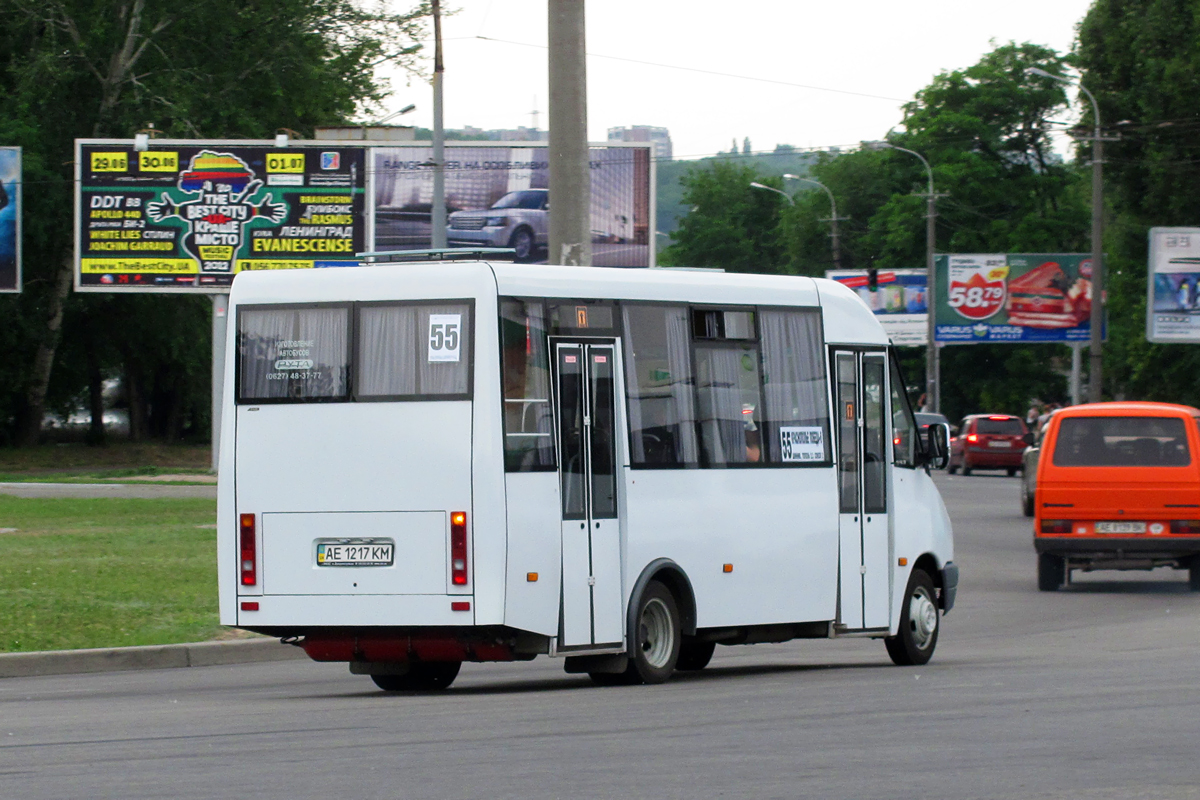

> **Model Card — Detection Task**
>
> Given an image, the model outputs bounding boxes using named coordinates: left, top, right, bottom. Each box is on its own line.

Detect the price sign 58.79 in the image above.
left=947, top=259, right=1008, bottom=321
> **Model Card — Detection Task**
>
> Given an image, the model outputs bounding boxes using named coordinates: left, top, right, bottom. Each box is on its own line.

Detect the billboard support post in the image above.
left=548, top=0, right=591, bottom=266
left=1070, top=342, right=1083, bottom=406
left=430, top=0, right=447, bottom=250
left=211, top=294, right=228, bottom=472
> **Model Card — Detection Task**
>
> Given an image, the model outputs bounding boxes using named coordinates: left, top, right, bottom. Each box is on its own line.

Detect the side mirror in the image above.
left=926, top=422, right=951, bottom=470
left=1022, top=432, right=1035, bottom=447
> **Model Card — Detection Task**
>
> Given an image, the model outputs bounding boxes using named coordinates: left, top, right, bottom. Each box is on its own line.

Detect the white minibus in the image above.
left=218, top=256, right=957, bottom=690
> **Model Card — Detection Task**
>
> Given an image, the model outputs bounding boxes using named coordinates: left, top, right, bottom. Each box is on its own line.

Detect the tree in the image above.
left=659, top=161, right=789, bottom=274
left=0, top=0, right=429, bottom=444
left=1076, top=0, right=1200, bottom=404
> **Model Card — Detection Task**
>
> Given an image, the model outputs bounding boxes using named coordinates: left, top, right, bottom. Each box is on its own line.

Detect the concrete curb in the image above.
left=0, top=637, right=308, bottom=679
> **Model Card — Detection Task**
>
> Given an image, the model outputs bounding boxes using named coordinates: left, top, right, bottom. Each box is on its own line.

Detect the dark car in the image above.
left=948, top=414, right=1032, bottom=476
left=914, top=412, right=950, bottom=433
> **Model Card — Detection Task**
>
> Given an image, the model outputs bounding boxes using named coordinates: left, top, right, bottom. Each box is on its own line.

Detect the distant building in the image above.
left=607, top=126, right=672, bottom=161
left=453, top=125, right=548, bottom=142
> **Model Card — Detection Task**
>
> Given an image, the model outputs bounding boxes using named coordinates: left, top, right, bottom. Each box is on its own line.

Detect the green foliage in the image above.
left=659, top=162, right=789, bottom=273
left=0, top=0, right=429, bottom=443
left=1077, top=0, right=1200, bottom=404
left=0, top=497, right=220, bottom=652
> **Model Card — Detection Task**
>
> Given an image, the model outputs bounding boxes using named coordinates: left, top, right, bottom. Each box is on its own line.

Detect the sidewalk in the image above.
left=0, top=637, right=307, bottom=679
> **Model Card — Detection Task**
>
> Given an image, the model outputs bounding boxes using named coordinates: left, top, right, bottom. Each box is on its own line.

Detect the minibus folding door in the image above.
left=834, top=351, right=891, bottom=630
left=553, top=341, right=623, bottom=648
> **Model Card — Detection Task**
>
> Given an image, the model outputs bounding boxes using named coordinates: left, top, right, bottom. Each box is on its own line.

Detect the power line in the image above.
left=473, top=35, right=909, bottom=103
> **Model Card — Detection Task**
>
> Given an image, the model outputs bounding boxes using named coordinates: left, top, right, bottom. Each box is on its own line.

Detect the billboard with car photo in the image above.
left=1147, top=227, right=1200, bottom=343
left=372, top=142, right=653, bottom=267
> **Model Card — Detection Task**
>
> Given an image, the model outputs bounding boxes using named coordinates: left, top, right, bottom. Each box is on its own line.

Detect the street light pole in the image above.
left=1029, top=67, right=1105, bottom=403
left=868, top=141, right=941, bottom=412
left=431, top=0, right=446, bottom=249
left=783, top=174, right=845, bottom=271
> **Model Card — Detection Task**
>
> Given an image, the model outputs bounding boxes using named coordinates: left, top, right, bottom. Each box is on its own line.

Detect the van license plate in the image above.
left=1094, top=522, right=1147, bottom=534
left=316, top=540, right=395, bottom=567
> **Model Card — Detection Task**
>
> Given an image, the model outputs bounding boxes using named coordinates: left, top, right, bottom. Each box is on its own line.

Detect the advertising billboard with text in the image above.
left=0, top=146, right=20, bottom=293
left=825, top=268, right=927, bottom=345
left=76, top=140, right=365, bottom=292
left=1147, top=227, right=1200, bottom=343
left=934, top=253, right=1097, bottom=343
left=373, top=142, right=653, bottom=267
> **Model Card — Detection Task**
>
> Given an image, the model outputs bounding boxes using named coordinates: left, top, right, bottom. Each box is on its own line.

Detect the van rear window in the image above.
left=976, top=418, right=1024, bottom=435
left=1052, top=416, right=1191, bottom=467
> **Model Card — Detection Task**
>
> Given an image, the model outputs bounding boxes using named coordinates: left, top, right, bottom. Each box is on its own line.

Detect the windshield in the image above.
left=976, top=418, right=1025, bottom=435
left=1052, top=416, right=1191, bottom=467
left=491, top=191, right=546, bottom=210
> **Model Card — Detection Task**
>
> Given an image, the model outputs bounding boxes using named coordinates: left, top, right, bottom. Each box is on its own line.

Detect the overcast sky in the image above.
left=380, top=0, right=1096, bottom=160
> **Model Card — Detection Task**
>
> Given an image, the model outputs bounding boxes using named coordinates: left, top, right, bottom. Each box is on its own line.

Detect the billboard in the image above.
left=76, top=140, right=365, bottom=292
left=0, top=146, right=20, bottom=293
left=373, top=142, right=653, bottom=267
left=1147, top=227, right=1200, bottom=343
left=934, top=253, right=1097, bottom=343
left=825, top=268, right=927, bottom=346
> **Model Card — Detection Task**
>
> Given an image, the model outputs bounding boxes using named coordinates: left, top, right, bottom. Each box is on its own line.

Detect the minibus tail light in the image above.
left=1040, top=519, right=1072, bottom=534
left=1170, top=520, right=1200, bottom=534
left=240, top=513, right=257, bottom=586
left=451, top=512, right=468, bottom=586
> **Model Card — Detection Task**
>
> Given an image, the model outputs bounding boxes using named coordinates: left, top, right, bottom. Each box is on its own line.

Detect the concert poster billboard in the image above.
left=1147, top=227, right=1200, bottom=343
left=825, top=268, right=927, bottom=346
left=75, top=140, right=365, bottom=292
left=934, top=253, right=1098, bottom=343
left=0, top=146, right=20, bottom=293
left=372, top=142, right=654, bottom=267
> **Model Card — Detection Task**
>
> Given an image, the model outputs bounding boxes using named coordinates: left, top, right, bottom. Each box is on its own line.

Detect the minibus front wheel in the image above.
left=591, top=580, right=682, bottom=685
left=885, top=569, right=940, bottom=666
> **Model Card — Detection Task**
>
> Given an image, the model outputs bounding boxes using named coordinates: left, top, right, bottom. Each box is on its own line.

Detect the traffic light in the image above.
left=867, top=268, right=878, bottom=290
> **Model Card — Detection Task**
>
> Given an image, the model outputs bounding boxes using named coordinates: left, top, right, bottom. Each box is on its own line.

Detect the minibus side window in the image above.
left=888, top=354, right=919, bottom=468
left=238, top=305, right=350, bottom=402
left=695, top=341, right=763, bottom=466
left=622, top=304, right=700, bottom=467
left=759, top=309, right=830, bottom=465
left=500, top=298, right=555, bottom=471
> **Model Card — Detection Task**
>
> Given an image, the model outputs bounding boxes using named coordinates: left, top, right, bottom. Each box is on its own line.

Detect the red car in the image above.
left=948, top=414, right=1032, bottom=476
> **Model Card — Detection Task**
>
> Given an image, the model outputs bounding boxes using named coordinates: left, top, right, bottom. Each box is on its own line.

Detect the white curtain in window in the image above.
left=696, top=347, right=747, bottom=465
left=621, top=305, right=698, bottom=465
left=239, top=309, right=296, bottom=399
left=418, top=304, right=471, bottom=395
left=760, top=309, right=828, bottom=460
left=358, top=306, right=418, bottom=396
left=295, top=307, right=350, bottom=397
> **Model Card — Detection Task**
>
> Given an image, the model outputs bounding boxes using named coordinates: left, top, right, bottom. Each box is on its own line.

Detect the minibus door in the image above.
left=835, top=351, right=891, bottom=630
left=554, top=341, right=623, bottom=648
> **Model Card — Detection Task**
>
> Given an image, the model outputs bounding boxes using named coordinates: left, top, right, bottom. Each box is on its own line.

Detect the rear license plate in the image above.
left=1094, top=521, right=1147, bottom=534
left=987, top=440, right=1010, bottom=448
left=316, top=540, right=395, bottom=567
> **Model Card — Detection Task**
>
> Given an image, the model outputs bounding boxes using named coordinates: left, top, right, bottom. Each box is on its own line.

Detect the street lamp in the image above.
left=867, top=140, right=940, bottom=413
left=783, top=174, right=844, bottom=271
left=749, top=181, right=794, bottom=206
left=1028, top=66, right=1105, bottom=403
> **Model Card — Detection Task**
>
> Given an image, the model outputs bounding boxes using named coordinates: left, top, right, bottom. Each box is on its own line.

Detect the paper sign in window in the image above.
left=780, top=426, right=825, bottom=462
left=428, top=314, right=462, bottom=362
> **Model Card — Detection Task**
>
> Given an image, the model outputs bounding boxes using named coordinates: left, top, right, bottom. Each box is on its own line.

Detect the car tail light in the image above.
left=240, top=513, right=257, bottom=586
left=966, top=434, right=979, bottom=443
left=1170, top=520, right=1200, bottom=534
left=988, top=416, right=1009, bottom=421
left=1040, top=519, right=1072, bottom=534
left=450, top=511, right=468, bottom=586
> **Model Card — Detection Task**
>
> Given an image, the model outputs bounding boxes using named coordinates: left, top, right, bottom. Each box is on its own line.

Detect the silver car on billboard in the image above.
left=447, top=189, right=548, bottom=263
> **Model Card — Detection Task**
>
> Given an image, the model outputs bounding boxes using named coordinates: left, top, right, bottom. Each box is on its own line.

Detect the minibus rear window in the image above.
left=356, top=303, right=472, bottom=399
left=1052, top=416, right=1191, bottom=467
left=237, top=305, right=350, bottom=402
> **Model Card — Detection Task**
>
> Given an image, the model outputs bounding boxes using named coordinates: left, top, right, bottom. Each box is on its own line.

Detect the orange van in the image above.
left=1034, top=401, right=1200, bottom=591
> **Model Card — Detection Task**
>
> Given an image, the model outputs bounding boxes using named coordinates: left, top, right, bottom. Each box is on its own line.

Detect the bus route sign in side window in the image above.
left=356, top=303, right=473, bottom=399
left=238, top=305, right=350, bottom=402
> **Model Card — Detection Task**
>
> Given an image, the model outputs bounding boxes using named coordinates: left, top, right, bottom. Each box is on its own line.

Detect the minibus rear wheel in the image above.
left=370, top=661, right=461, bottom=691
left=885, top=569, right=939, bottom=666
left=1189, top=559, right=1200, bottom=592
left=593, top=580, right=682, bottom=685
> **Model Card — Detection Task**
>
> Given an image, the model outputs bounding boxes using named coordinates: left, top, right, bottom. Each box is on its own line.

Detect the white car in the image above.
left=447, top=189, right=548, bottom=262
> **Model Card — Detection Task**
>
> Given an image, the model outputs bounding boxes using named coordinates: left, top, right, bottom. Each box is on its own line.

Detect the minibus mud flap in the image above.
left=940, top=562, right=959, bottom=613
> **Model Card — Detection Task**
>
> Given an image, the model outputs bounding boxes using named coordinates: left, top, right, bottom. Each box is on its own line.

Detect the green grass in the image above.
left=0, top=443, right=211, bottom=474
left=0, top=496, right=221, bottom=653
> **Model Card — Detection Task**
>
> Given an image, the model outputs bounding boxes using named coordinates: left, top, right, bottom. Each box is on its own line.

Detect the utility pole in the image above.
left=548, top=0, right=591, bottom=266
left=783, top=174, right=847, bottom=271
left=431, top=0, right=446, bottom=249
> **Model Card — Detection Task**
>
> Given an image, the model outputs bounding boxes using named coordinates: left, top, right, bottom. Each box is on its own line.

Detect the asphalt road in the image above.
left=4, top=472, right=1200, bottom=799
left=0, top=482, right=216, bottom=500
